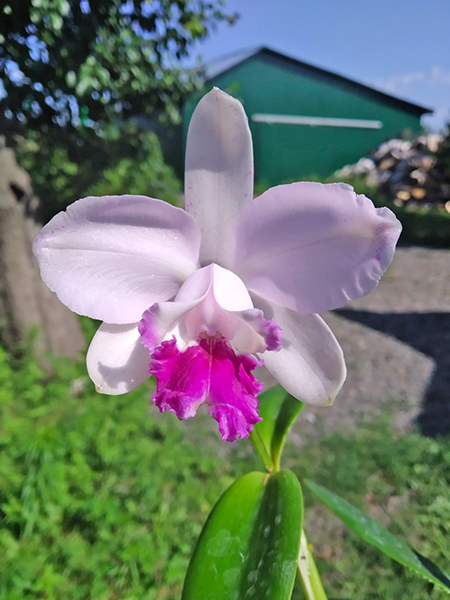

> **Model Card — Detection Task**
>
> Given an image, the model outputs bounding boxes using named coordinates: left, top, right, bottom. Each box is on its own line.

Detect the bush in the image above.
left=16, top=126, right=181, bottom=223
left=86, top=132, right=181, bottom=204
left=435, top=126, right=450, bottom=175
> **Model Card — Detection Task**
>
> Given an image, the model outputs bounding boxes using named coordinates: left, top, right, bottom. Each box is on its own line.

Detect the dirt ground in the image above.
left=300, top=246, right=450, bottom=439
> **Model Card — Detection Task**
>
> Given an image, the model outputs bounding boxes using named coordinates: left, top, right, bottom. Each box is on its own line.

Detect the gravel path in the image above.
left=300, top=247, right=450, bottom=438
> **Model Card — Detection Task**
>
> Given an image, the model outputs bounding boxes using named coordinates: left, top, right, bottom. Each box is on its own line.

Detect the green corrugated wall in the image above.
left=184, top=56, right=421, bottom=185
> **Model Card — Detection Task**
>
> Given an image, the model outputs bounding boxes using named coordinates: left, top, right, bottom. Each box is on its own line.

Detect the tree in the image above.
left=0, top=1, right=236, bottom=356
left=0, top=136, right=86, bottom=358
left=0, top=0, right=236, bottom=132
left=2, top=0, right=237, bottom=219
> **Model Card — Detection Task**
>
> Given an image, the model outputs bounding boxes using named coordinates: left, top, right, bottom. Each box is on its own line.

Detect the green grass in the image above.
left=289, top=422, right=450, bottom=599
left=0, top=344, right=254, bottom=599
left=0, top=342, right=448, bottom=599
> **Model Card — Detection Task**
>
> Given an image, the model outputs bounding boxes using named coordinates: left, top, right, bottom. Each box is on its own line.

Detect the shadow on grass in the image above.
left=337, top=310, right=450, bottom=436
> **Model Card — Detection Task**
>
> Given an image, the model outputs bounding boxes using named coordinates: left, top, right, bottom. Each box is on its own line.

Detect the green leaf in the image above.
left=256, top=386, right=287, bottom=451
left=298, top=531, right=328, bottom=600
left=256, top=387, right=304, bottom=470
left=182, top=470, right=303, bottom=600
left=305, top=479, right=450, bottom=594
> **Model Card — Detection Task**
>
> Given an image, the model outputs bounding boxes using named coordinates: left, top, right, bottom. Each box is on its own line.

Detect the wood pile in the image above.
left=336, top=133, right=450, bottom=212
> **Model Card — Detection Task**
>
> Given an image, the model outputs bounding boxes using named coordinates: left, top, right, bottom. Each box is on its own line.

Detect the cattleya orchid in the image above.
left=33, top=88, right=401, bottom=442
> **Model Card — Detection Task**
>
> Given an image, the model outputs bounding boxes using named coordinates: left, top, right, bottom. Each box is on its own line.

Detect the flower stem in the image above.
left=297, top=530, right=328, bottom=600
left=249, top=429, right=274, bottom=472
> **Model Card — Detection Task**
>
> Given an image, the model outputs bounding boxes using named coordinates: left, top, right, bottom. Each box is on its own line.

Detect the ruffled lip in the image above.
left=149, top=337, right=263, bottom=442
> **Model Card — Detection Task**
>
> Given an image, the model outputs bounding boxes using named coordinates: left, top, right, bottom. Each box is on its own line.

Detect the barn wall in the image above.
left=184, top=57, right=422, bottom=185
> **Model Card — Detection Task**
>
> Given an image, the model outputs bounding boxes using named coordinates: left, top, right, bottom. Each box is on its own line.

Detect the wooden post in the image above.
left=0, top=137, right=85, bottom=358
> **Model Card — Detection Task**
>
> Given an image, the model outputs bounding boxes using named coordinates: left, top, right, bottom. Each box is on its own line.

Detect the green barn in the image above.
left=183, top=47, right=432, bottom=186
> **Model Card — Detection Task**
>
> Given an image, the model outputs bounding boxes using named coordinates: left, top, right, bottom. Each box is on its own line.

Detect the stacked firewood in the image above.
left=336, top=133, right=450, bottom=212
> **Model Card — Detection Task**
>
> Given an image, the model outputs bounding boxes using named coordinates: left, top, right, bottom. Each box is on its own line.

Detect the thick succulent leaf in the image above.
left=298, top=531, right=328, bottom=600
left=182, top=470, right=303, bottom=600
left=256, top=386, right=304, bottom=470
left=305, top=479, right=450, bottom=594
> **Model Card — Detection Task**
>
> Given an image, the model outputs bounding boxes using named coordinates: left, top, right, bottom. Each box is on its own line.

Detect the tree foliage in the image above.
left=17, top=125, right=182, bottom=222
left=0, top=0, right=236, bottom=132
left=1, top=1, right=236, bottom=221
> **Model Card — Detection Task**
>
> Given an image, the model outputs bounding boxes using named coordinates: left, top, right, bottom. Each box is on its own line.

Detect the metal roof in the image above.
left=205, top=46, right=433, bottom=116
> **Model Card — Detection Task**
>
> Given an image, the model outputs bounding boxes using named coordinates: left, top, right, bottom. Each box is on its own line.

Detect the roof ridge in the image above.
left=205, top=46, right=432, bottom=116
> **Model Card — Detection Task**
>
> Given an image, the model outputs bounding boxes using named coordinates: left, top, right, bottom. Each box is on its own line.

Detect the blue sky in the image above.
left=191, top=0, right=450, bottom=130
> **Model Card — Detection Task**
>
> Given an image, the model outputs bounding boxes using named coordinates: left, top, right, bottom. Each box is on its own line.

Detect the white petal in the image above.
left=176, top=263, right=253, bottom=309
left=139, top=299, right=203, bottom=351
left=179, top=264, right=273, bottom=353
left=140, top=265, right=275, bottom=355
left=233, top=182, right=402, bottom=314
left=86, top=323, right=150, bottom=395
left=255, top=297, right=346, bottom=406
left=185, top=88, right=253, bottom=267
left=254, top=365, right=278, bottom=391
left=33, top=195, right=201, bottom=323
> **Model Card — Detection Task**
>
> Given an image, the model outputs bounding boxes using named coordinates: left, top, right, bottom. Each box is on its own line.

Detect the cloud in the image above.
left=422, top=107, right=450, bottom=130
left=430, top=66, right=450, bottom=86
left=375, top=66, right=450, bottom=92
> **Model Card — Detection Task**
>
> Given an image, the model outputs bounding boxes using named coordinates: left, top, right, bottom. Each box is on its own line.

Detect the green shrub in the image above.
left=435, top=126, right=450, bottom=176
left=86, top=132, right=181, bottom=205
left=17, top=127, right=181, bottom=223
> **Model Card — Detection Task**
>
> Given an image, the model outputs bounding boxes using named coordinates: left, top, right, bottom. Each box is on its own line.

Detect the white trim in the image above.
left=251, top=113, right=383, bottom=129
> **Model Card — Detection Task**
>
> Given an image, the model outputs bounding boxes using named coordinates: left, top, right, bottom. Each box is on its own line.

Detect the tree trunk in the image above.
left=0, top=137, right=85, bottom=358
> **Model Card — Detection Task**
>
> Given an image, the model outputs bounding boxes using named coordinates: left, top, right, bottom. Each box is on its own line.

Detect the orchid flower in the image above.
left=33, top=88, right=401, bottom=442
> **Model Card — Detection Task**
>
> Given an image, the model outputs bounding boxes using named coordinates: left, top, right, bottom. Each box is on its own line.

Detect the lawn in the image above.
left=0, top=341, right=448, bottom=599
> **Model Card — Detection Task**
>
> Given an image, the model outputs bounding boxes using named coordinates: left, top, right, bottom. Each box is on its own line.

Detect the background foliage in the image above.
left=0, top=0, right=236, bottom=132
left=17, top=127, right=181, bottom=221
left=2, top=0, right=235, bottom=222
left=0, top=339, right=253, bottom=599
